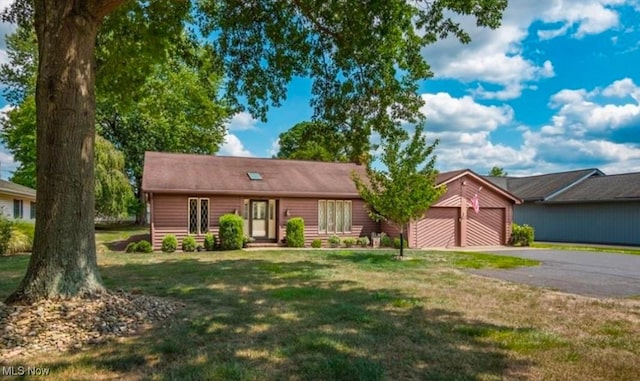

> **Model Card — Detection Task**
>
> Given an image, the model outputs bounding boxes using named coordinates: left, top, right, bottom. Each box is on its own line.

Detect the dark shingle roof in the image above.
left=0, top=179, right=36, bottom=198
left=142, top=152, right=368, bottom=198
left=547, top=172, right=640, bottom=202
left=501, top=168, right=603, bottom=201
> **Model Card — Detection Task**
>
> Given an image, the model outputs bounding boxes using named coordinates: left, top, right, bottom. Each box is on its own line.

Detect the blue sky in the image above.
left=2, top=0, right=640, bottom=178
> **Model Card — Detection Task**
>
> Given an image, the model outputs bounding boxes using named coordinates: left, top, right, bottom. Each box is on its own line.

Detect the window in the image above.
left=247, top=172, right=262, bottom=180
left=318, top=200, right=352, bottom=234
left=30, top=202, right=36, bottom=219
left=13, top=199, right=23, bottom=219
left=188, top=198, right=209, bottom=235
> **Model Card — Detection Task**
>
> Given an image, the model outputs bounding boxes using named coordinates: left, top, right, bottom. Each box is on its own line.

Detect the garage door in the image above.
left=415, top=207, right=459, bottom=247
left=467, top=208, right=504, bottom=246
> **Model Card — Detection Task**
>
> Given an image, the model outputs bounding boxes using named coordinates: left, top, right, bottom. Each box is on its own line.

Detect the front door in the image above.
left=251, top=201, right=268, bottom=238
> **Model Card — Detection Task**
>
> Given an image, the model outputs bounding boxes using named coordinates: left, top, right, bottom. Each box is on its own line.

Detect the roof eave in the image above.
left=143, top=188, right=361, bottom=199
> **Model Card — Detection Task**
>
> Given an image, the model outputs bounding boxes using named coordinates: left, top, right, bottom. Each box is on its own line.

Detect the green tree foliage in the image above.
left=489, top=166, right=508, bottom=176
left=0, top=25, right=230, bottom=222
left=276, top=121, right=349, bottom=162
left=0, top=94, right=132, bottom=219
left=94, top=136, right=134, bottom=219
left=352, top=125, right=446, bottom=256
left=98, top=38, right=231, bottom=223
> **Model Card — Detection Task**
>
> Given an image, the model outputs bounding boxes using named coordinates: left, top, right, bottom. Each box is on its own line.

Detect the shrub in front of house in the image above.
left=328, top=234, right=341, bottom=248
left=182, top=236, right=197, bottom=252
left=286, top=217, right=305, bottom=247
left=161, top=234, right=178, bottom=253
left=393, top=237, right=408, bottom=249
left=204, top=233, right=217, bottom=251
left=357, top=236, right=370, bottom=247
left=219, top=214, right=244, bottom=250
left=5, top=221, right=35, bottom=254
left=0, top=217, right=13, bottom=255
left=126, top=240, right=153, bottom=253
left=343, top=237, right=356, bottom=248
left=311, top=239, right=322, bottom=248
left=381, top=234, right=393, bottom=248
left=125, top=242, right=137, bottom=253
left=135, top=240, right=153, bottom=253
left=511, top=223, right=535, bottom=246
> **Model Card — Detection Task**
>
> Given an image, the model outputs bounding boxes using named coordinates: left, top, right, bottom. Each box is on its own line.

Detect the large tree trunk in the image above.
left=6, top=1, right=122, bottom=305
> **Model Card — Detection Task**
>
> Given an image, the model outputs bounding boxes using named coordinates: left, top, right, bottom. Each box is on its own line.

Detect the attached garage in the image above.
left=409, top=170, right=521, bottom=248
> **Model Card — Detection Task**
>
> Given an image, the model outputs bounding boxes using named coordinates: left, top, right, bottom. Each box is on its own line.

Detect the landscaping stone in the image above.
left=0, top=291, right=183, bottom=360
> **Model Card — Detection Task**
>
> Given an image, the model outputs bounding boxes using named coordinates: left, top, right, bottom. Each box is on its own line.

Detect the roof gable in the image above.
left=437, top=169, right=522, bottom=204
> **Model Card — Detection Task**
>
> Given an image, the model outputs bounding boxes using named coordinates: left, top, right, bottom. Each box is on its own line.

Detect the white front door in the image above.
left=251, top=201, right=268, bottom=238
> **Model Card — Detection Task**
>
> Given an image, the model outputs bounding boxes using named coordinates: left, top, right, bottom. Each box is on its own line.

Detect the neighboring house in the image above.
left=0, top=179, right=37, bottom=221
left=142, top=152, right=520, bottom=249
left=486, top=169, right=640, bottom=246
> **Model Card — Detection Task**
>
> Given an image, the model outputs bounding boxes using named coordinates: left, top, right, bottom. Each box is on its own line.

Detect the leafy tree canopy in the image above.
left=276, top=121, right=349, bottom=162
left=352, top=125, right=446, bottom=255
left=489, top=166, right=508, bottom=177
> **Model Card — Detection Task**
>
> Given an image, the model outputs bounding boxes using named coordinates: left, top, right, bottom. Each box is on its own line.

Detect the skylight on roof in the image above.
left=247, top=172, right=263, bottom=180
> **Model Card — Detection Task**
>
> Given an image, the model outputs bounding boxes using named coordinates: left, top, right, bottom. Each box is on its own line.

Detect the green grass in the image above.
left=532, top=242, right=640, bottom=256
left=0, top=227, right=638, bottom=381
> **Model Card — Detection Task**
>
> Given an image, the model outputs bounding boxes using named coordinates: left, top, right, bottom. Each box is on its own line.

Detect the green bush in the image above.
left=311, top=239, right=322, bottom=248
left=393, top=237, right=408, bottom=249
left=0, top=217, right=13, bottom=255
left=125, top=240, right=153, bottom=253
left=381, top=235, right=393, bottom=247
left=136, top=240, right=153, bottom=253
left=182, top=236, right=197, bottom=252
left=286, top=217, right=305, bottom=247
left=357, top=236, right=370, bottom=247
left=343, top=237, right=357, bottom=248
left=511, top=223, right=535, bottom=246
left=161, top=234, right=178, bottom=253
left=6, top=222, right=35, bottom=254
left=125, top=242, right=137, bottom=253
left=219, top=214, right=244, bottom=250
left=204, top=233, right=216, bottom=251
left=328, top=234, right=341, bottom=247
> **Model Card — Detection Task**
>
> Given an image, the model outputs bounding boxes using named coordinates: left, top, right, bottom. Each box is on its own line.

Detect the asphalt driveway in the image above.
left=470, top=248, right=640, bottom=298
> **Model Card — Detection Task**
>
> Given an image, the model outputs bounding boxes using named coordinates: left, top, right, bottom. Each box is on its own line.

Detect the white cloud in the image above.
left=219, top=134, right=253, bottom=157
left=416, top=92, right=530, bottom=173
left=267, top=139, right=280, bottom=157
left=226, top=111, right=258, bottom=131
left=421, top=1, right=628, bottom=99
left=420, top=93, right=513, bottom=132
left=548, top=78, right=640, bottom=133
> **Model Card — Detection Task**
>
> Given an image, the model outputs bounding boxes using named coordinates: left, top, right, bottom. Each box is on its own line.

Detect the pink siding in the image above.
left=150, top=194, right=241, bottom=249
left=279, top=198, right=379, bottom=246
left=150, top=194, right=380, bottom=248
left=408, top=174, right=514, bottom=248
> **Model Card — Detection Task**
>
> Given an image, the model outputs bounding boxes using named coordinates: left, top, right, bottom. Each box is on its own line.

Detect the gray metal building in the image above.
left=486, top=169, right=640, bottom=246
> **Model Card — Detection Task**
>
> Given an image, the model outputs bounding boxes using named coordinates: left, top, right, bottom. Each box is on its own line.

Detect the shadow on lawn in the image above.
left=3, top=256, right=533, bottom=380
left=102, top=233, right=151, bottom=252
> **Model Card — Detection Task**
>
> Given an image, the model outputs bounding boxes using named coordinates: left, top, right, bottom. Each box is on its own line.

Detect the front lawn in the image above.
left=1, top=247, right=638, bottom=380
